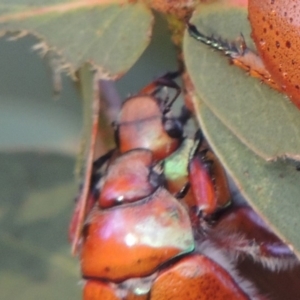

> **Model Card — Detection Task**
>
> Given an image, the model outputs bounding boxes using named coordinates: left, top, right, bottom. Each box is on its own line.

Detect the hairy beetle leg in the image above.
left=187, top=23, right=282, bottom=92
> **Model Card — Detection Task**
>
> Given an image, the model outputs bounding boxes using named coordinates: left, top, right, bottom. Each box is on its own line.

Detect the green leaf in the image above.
left=184, top=3, right=300, bottom=161
left=0, top=1, right=153, bottom=77
left=75, top=64, right=98, bottom=181
left=0, top=36, right=82, bottom=153
left=197, top=101, right=300, bottom=258
left=0, top=152, right=80, bottom=300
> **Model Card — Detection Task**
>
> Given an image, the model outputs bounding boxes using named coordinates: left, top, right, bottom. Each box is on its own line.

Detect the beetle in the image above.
left=69, top=71, right=187, bottom=253
left=79, top=146, right=257, bottom=300
left=248, top=0, right=300, bottom=109
left=69, top=73, right=298, bottom=299
left=114, top=71, right=185, bottom=161
left=187, top=0, right=300, bottom=110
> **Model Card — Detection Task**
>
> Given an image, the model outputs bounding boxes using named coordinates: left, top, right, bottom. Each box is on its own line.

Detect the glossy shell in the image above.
left=83, top=281, right=118, bottom=300
left=249, top=0, right=300, bottom=108
left=81, top=188, right=194, bottom=282
left=116, top=96, right=181, bottom=161
left=98, top=150, right=157, bottom=208
left=151, top=254, right=249, bottom=300
left=188, top=154, right=216, bottom=216
left=205, top=150, right=231, bottom=210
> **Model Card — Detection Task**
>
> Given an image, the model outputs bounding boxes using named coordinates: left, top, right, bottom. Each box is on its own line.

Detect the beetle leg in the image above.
left=139, top=70, right=182, bottom=94
left=188, top=147, right=231, bottom=219
left=139, top=71, right=182, bottom=108
left=187, top=23, right=282, bottom=92
left=208, top=205, right=299, bottom=271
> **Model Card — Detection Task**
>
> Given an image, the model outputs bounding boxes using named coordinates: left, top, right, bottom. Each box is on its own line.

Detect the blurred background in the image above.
left=0, top=34, right=82, bottom=299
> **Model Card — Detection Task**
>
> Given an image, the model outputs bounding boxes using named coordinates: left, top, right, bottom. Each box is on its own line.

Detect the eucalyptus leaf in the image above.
left=197, top=101, right=300, bottom=258
left=0, top=36, right=82, bottom=153
left=0, top=1, right=153, bottom=77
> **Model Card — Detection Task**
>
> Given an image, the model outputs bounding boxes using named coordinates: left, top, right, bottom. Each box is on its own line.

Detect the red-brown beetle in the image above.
left=69, top=71, right=186, bottom=251
left=79, top=149, right=255, bottom=300
left=188, top=0, right=300, bottom=109
left=248, top=0, right=300, bottom=109
left=70, top=74, right=297, bottom=300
